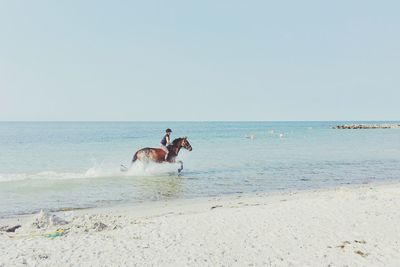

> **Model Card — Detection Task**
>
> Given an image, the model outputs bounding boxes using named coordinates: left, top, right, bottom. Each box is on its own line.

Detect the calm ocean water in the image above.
left=0, top=121, right=399, bottom=218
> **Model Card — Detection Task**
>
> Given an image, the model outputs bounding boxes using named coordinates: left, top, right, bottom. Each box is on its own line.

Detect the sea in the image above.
left=0, top=121, right=399, bottom=218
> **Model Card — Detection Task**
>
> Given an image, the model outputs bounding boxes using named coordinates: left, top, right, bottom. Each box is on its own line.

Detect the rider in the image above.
left=161, top=128, right=172, bottom=160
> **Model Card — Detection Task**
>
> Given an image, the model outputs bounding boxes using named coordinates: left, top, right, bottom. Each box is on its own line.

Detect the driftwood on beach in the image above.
left=333, top=124, right=400, bottom=129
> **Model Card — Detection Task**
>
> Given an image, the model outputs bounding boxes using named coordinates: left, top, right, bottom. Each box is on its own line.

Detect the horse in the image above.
left=122, top=137, right=192, bottom=173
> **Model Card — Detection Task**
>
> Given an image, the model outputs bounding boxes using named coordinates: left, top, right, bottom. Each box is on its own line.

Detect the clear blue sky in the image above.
left=1, top=1, right=399, bottom=121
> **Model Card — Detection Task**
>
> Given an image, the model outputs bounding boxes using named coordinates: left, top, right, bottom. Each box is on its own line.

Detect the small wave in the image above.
left=0, top=162, right=182, bottom=182
left=0, top=171, right=91, bottom=182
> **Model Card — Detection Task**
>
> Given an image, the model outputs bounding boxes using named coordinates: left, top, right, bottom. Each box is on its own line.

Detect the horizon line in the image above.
left=0, top=120, right=399, bottom=123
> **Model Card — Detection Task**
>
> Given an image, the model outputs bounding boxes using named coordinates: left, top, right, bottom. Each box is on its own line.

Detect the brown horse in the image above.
left=122, top=137, right=192, bottom=173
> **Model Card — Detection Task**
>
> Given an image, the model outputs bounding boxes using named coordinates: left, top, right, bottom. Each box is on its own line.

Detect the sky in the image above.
left=1, top=1, right=399, bottom=121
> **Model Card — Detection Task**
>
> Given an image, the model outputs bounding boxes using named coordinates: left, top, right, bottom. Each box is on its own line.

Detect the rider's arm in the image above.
left=166, top=136, right=170, bottom=145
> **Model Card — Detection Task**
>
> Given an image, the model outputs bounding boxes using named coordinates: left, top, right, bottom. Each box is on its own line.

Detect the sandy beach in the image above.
left=1, top=182, right=400, bottom=267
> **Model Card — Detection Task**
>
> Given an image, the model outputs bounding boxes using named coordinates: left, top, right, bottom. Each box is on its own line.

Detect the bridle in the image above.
left=182, top=138, right=192, bottom=151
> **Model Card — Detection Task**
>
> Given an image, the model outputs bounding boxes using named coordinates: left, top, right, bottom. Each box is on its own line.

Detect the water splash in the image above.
left=0, top=161, right=182, bottom=182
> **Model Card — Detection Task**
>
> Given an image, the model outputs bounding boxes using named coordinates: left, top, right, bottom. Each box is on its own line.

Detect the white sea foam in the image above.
left=0, top=171, right=88, bottom=182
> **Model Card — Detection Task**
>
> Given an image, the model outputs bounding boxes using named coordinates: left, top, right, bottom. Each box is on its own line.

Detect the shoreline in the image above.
left=2, top=179, right=399, bottom=221
left=1, top=181, right=400, bottom=266
left=3, top=179, right=400, bottom=219
left=70, top=178, right=400, bottom=218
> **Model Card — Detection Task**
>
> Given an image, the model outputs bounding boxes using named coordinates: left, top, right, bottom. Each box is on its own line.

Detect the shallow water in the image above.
left=0, top=121, right=399, bottom=217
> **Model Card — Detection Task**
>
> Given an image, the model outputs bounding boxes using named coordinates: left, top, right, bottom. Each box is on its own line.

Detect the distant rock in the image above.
left=333, top=124, right=400, bottom=129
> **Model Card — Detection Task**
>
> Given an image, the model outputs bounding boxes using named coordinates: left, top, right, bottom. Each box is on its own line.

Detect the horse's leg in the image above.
left=178, top=160, right=183, bottom=173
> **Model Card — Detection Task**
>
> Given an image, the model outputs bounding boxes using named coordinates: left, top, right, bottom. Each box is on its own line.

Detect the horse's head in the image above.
left=181, top=137, right=192, bottom=151
left=173, top=137, right=192, bottom=151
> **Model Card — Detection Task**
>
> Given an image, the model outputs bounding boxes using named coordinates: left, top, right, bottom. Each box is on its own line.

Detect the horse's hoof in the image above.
left=120, top=165, right=128, bottom=172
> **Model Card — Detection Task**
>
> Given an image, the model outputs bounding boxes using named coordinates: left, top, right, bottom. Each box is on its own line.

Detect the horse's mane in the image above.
left=171, top=137, right=183, bottom=146
left=168, top=137, right=187, bottom=148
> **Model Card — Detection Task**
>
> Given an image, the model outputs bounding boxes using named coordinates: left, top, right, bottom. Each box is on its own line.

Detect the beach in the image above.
left=1, top=182, right=399, bottom=266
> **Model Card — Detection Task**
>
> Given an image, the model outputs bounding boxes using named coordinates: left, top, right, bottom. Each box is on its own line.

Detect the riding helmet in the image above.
left=166, top=128, right=172, bottom=133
